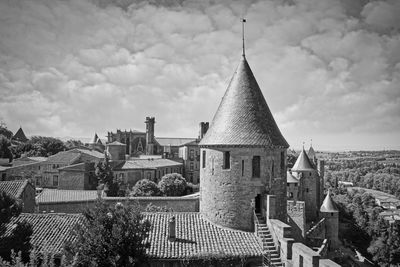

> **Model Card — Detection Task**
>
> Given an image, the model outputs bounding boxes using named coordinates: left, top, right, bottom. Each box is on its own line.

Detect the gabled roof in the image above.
left=287, top=172, right=299, bottom=183
left=46, top=151, right=81, bottom=164
left=69, top=148, right=104, bottom=159
left=36, top=189, right=98, bottom=203
left=113, top=159, right=183, bottom=170
left=144, top=212, right=262, bottom=259
left=0, top=180, right=30, bottom=199
left=320, top=190, right=338, bottom=212
left=199, top=56, right=288, bottom=148
left=155, top=137, right=197, bottom=147
left=107, top=141, right=126, bottom=146
left=0, top=213, right=83, bottom=255
left=12, top=127, right=28, bottom=142
left=292, top=149, right=315, bottom=172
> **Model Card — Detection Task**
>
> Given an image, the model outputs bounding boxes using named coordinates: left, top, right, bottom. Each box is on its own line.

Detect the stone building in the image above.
left=0, top=180, right=35, bottom=212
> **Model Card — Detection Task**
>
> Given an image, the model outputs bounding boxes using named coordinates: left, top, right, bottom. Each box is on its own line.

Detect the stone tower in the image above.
left=199, top=55, right=289, bottom=231
left=106, top=141, right=126, bottom=161
left=320, top=190, right=339, bottom=248
left=292, top=148, right=320, bottom=222
left=145, top=117, right=155, bottom=155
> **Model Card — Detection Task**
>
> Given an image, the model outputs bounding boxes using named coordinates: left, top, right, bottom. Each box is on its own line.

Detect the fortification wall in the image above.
left=287, top=200, right=306, bottom=241
left=37, top=196, right=199, bottom=213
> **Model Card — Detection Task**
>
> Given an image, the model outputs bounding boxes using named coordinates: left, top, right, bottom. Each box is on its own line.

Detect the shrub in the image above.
left=158, top=173, right=187, bottom=196
left=131, top=179, right=161, bottom=197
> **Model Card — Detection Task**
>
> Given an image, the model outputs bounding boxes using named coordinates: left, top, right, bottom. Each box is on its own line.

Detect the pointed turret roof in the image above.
left=199, top=56, right=289, bottom=148
left=308, top=145, right=316, bottom=160
left=320, top=190, right=338, bottom=212
left=90, top=133, right=99, bottom=144
left=292, top=148, right=314, bottom=172
left=12, top=127, right=28, bottom=142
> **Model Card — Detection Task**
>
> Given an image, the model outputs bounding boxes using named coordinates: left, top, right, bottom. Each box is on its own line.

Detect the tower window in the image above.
left=202, top=150, right=206, bottom=168
left=223, top=151, right=230, bottom=169
left=280, top=151, right=285, bottom=171
left=252, top=156, right=260, bottom=178
left=241, top=160, right=244, bottom=176
left=271, top=161, right=275, bottom=177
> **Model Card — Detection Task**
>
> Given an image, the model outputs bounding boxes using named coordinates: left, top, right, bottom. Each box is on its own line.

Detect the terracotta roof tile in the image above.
left=114, top=159, right=183, bottom=170
left=0, top=180, right=29, bottom=198
left=46, top=151, right=81, bottom=164
left=36, top=189, right=98, bottom=203
left=144, top=212, right=262, bottom=259
left=200, top=57, right=288, bottom=148
left=156, top=138, right=197, bottom=147
left=1, top=213, right=82, bottom=255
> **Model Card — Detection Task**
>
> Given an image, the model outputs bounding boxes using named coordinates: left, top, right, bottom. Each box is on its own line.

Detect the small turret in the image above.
left=320, top=190, right=339, bottom=248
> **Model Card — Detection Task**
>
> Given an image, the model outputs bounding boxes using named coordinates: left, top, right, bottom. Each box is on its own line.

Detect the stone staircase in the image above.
left=255, top=214, right=284, bottom=267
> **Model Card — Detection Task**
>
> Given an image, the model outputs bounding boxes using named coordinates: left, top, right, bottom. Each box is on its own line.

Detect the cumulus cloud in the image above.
left=0, top=0, right=399, bottom=150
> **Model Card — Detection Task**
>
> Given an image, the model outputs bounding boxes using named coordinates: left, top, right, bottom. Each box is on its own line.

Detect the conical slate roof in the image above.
left=308, top=145, right=316, bottom=160
left=320, top=190, right=338, bottom=212
left=12, top=127, right=28, bottom=142
left=292, top=149, right=314, bottom=171
left=200, top=56, right=289, bottom=148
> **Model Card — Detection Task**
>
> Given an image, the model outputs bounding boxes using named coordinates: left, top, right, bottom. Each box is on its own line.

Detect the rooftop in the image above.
left=68, top=148, right=104, bottom=159
left=0, top=179, right=30, bottom=199
left=320, top=190, right=338, bottom=212
left=12, top=127, right=28, bottom=142
left=46, top=151, right=81, bottom=164
left=0, top=213, right=82, bottom=255
left=36, top=189, right=98, bottom=203
left=114, top=159, right=183, bottom=170
left=292, top=149, right=315, bottom=172
left=287, top=172, right=299, bottom=183
left=144, top=212, right=262, bottom=259
left=200, top=56, right=288, bottom=148
left=155, top=137, right=197, bottom=147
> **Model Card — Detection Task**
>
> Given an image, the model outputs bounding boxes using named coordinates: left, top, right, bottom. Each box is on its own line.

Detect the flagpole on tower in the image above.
left=242, top=18, right=246, bottom=57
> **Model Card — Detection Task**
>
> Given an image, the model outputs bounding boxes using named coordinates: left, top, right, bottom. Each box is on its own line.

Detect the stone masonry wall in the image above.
left=38, top=196, right=199, bottom=213
left=200, top=147, right=286, bottom=231
left=58, top=171, right=86, bottom=190
left=287, top=200, right=306, bottom=241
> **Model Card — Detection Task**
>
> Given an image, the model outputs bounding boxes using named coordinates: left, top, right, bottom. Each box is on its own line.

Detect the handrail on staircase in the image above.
left=254, top=211, right=275, bottom=267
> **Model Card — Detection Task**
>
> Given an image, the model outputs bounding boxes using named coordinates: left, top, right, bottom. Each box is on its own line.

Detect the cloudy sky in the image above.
left=0, top=0, right=399, bottom=151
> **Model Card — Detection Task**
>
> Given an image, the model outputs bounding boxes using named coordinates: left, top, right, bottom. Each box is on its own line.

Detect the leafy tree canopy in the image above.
left=158, top=173, right=187, bottom=196
left=11, top=136, right=66, bottom=158
left=95, top=155, right=121, bottom=197
left=0, top=122, right=13, bottom=140
left=64, top=200, right=151, bottom=267
left=0, top=135, right=13, bottom=161
left=131, top=179, right=160, bottom=197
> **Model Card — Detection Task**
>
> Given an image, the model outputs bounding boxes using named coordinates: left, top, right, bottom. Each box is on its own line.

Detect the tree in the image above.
left=95, top=155, right=120, bottom=197
left=0, top=191, right=33, bottom=262
left=11, top=136, right=66, bottom=158
left=64, top=200, right=151, bottom=267
left=65, top=139, right=84, bottom=150
left=0, top=135, right=13, bottom=161
left=0, top=122, right=13, bottom=139
left=131, top=179, right=160, bottom=197
left=158, top=173, right=187, bottom=196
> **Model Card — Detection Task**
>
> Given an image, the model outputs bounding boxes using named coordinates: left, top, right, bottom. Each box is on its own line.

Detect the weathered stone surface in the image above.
left=200, top=147, right=287, bottom=231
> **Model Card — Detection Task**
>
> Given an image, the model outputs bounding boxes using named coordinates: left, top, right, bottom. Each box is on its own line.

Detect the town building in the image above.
left=0, top=180, right=35, bottom=212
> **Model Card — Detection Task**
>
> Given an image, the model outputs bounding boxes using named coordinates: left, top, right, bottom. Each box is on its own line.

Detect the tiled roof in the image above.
left=114, top=159, right=183, bottom=170
left=320, top=190, right=338, bottom=212
left=0, top=180, right=29, bottom=198
left=200, top=56, right=289, bottom=148
left=107, top=141, right=126, bottom=146
left=69, top=148, right=104, bottom=159
left=144, top=212, right=262, bottom=259
left=12, top=127, right=28, bottom=142
left=292, top=149, right=314, bottom=172
left=287, top=172, right=299, bottom=183
left=156, top=138, right=197, bottom=147
left=36, top=189, right=98, bottom=203
left=0, top=213, right=83, bottom=255
left=46, top=151, right=81, bottom=164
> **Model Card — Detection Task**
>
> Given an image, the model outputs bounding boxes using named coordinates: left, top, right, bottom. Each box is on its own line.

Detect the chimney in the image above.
left=168, top=216, right=176, bottom=241
left=198, top=122, right=209, bottom=139
left=145, top=117, right=156, bottom=155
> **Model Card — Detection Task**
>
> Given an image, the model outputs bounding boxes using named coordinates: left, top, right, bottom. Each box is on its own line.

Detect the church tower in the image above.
left=199, top=55, right=289, bottom=231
